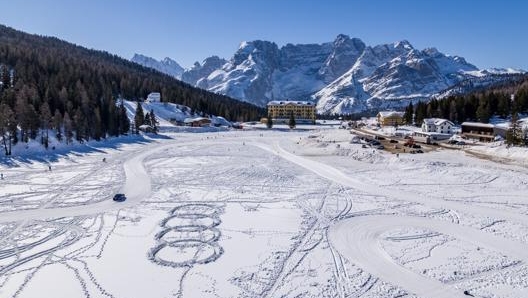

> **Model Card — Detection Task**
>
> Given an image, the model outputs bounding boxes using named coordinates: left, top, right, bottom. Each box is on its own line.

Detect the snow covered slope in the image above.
left=122, top=100, right=231, bottom=131
left=131, top=54, right=185, bottom=79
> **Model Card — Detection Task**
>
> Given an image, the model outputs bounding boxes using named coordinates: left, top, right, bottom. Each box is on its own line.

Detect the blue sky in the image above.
left=1, top=0, right=526, bottom=69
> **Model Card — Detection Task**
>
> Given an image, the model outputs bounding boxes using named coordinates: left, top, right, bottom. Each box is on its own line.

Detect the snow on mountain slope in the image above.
left=183, top=56, right=227, bottom=86
left=313, top=41, right=479, bottom=113
left=133, top=36, right=525, bottom=115
left=464, top=68, right=526, bottom=77
left=131, top=54, right=185, bottom=79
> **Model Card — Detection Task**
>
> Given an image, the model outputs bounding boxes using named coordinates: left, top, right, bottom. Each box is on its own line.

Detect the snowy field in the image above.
left=1, top=126, right=528, bottom=298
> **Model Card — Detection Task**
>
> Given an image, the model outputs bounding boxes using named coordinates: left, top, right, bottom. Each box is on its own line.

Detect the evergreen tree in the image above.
left=449, top=100, right=458, bottom=123
left=497, top=95, right=510, bottom=118
left=39, top=102, right=52, bottom=148
left=516, top=88, right=528, bottom=113
left=0, top=65, right=10, bottom=90
left=63, top=111, right=73, bottom=145
left=52, top=109, right=63, bottom=141
left=107, top=100, right=117, bottom=137
left=15, top=96, right=29, bottom=142
left=73, top=109, right=85, bottom=142
left=25, top=104, right=40, bottom=141
left=455, top=97, right=466, bottom=124
left=266, top=114, right=273, bottom=129
left=476, top=98, right=490, bottom=123
left=403, top=102, right=413, bottom=124
left=0, top=103, right=14, bottom=155
left=288, top=111, right=296, bottom=129
left=117, top=101, right=130, bottom=134
left=93, top=108, right=102, bottom=141
left=149, top=109, right=159, bottom=134
left=506, top=97, right=521, bottom=146
left=144, top=112, right=151, bottom=127
left=414, top=101, right=427, bottom=126
left=133, top=101, right=144, bottom=134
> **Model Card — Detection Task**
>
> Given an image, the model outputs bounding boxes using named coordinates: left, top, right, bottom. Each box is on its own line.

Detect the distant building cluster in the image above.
left=267, top=100, right=316, bottom=124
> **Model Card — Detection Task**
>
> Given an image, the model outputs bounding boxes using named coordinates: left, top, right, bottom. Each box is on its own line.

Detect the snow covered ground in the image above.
left=1, top=126, right=528, bottom=298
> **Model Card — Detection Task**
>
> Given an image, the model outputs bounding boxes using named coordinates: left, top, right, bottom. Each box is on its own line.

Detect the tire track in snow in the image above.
left=251, top=141, right=528, bottom=298
left=328, top=215, right=528, bottom=298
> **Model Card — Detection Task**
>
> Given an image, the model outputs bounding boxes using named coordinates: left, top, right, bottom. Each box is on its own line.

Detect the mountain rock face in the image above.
left=182, top=56, right=227, bottom=86
left=133, top=36, right=524, bottom=114
left=131, top=54, right=184, bottom=79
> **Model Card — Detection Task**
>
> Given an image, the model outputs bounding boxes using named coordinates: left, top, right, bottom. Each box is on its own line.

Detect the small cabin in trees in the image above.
left=146, top=92, right=161, bottom=103
left=184, top=117, right=211, bottom=127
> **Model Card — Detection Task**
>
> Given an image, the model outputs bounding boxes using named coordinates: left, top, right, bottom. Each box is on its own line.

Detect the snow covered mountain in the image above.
left=133, top=36, right=525, bottom=115
left=131, top=54, right=185, bottom=79
left=182, top=56, right=227, bottom=86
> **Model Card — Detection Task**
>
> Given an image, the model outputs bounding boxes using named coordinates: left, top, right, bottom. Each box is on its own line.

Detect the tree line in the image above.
left=402, top=81, right=528, bottom=126
left=401, top=77, right=528, bottom=146
left=0, top=24, right=265, bottom=155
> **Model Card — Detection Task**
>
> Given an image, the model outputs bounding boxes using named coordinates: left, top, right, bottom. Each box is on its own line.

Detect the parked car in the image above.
left=113, top=193, right=127, bottom=202
left=412, top=144, right=421, bottom=149
left=376, top=145, right=385, bottom=150
left=389, top=139, right=398, bottom=143
left=416, top=149, right=424, bottom=153
left=457, top=141, right=466, bottom=145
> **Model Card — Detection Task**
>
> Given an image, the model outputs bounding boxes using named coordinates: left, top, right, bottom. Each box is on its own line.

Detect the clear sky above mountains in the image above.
left=2, top=0, right=526, bottom=70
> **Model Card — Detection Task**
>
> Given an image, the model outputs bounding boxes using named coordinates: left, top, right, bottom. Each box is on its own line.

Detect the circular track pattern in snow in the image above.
left=148, top=203, right=224, bottom=268
left=149, top=240, right=224, bottom=267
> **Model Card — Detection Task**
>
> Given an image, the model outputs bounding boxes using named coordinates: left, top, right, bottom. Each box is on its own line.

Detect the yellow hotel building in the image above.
left=267, top=100, right=316, bottom=124
left=376, top=111, right=405, bottom=126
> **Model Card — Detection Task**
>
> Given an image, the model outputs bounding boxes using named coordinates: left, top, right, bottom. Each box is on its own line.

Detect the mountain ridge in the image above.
left=132, top=35, right=526, bottom=115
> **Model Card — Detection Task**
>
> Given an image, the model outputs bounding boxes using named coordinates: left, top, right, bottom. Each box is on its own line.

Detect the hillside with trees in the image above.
left=0, top=24, right=264, bottom=155
left=403, top=76, right=528, bottom=126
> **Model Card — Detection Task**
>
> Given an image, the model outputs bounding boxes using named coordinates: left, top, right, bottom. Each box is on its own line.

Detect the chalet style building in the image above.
left=461, top=122, right=495, bottom=142
left=184, top=117, right=211, bottom=127
left=421, top=118, right=455, bottom=134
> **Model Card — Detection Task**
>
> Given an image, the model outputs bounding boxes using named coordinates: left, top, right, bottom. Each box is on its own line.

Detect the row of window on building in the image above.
left=267, top=100, right=316, bottom=124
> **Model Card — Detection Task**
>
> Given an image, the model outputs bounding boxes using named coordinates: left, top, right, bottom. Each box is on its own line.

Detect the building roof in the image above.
left=461, top=122, right=494, bottom=128
left=378, top=111, right=404, bottom=118
left=184, top=117, right=210, bottom=123
left=423, top=118, right=454, bottom=126
left=267, top=100, right=314, bottom=106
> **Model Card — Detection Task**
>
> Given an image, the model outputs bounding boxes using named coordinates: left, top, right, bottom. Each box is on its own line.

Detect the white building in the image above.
left=146, top=92, right=161, bottom=103
left=421, top=118, right=454, bottom=134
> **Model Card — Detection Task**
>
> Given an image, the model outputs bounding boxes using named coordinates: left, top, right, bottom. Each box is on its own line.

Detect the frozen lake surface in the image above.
left=1, top=127, right=528, bottom=298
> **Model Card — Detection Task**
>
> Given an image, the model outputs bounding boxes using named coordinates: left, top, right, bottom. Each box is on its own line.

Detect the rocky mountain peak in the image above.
left=132, top=36, right=519, bottom=115
left=131, top=54, right=184, bottom=79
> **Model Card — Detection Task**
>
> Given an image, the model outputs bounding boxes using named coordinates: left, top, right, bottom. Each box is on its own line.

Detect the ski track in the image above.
left=1, top=132, right=528, bottom=297
left=251, top=140, right=528, bottom=298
